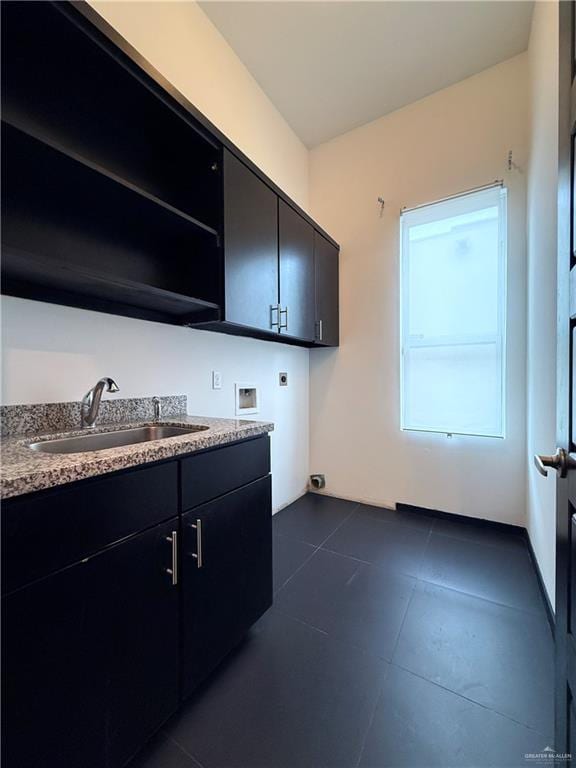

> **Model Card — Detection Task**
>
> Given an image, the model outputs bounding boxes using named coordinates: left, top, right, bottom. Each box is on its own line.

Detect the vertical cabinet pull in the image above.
left=279, top=306, right=288, bottom=331
left=165, top=531, right=178, bottom=586
left=190, top=519, right=203, bottom=569
left=316, top=319, right=323, bottom=342
left=270, top=304, right=280, bottom=330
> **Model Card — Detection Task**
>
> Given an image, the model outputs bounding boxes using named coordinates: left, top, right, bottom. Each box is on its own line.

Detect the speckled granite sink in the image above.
left=1, top=398, right=273, bottom=499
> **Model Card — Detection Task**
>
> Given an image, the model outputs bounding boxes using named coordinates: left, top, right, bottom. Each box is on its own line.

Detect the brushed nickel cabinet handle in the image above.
left=190, top=519, right=203, bottom=568
left=316, top=319, right=323, bottom=341
left=279, top=306, right=288, bottom=331
left=165, top=531, right=178, bottom=586
left=270, top=304, right=280, bottom=330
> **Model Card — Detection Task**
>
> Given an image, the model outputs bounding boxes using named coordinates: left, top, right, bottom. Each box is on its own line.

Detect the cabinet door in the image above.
left=314, top=231, right=340, bottom=346
left=2, top=560, right=105, bottom=768
left=223, top=149, right=279, bottom=333
left=2, top=518, right=179, bottom=768
left=242, top=475, right=273, bottom=628
left=279, top=199, right=315, bottom=341
left=181, top=476, right=272, bottom=698
left=98, top=517, right=180, bottom=768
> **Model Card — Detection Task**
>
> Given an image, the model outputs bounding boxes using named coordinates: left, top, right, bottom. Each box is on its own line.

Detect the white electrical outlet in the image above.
left=212, top=371, right=222, bottom=390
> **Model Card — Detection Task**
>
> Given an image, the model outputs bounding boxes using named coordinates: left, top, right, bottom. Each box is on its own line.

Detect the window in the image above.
left=400, top=185, right=507, bottom=438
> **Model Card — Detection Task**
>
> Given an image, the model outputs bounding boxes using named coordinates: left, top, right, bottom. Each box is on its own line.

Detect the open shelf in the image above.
left=2, top=123, right=222, bottom=323
left=2, top=247, right=220, bottom=325
left=3, top=118, right=219, bottom=238
left=2, top=1, right=222, bottom=232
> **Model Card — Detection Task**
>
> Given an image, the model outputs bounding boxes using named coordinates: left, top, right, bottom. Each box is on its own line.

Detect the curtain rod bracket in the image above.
left=508, top=150, right=521, bottom=173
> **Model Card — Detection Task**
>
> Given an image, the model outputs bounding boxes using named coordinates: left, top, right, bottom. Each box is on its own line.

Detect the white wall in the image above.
left=0, top=1, right=311, bottom=512
left=308, top=54, right=529, bottom=526
left=1, top=298, right=309, bottom=512
left=90, top=0, right=309, bottom=210
left=526, top=1, right=559, bottom=607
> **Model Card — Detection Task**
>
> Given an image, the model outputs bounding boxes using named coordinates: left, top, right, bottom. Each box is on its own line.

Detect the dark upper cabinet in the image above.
left=223, top=150, right=279, bottom=333
left=1, top=1, right=221, bottom=327
left=2, top=517, right=179, bottom=768
left=181, top=475, right=272, bottom=698
left=279, top=200, right=316, bottom=342
left=314, top=232, right=340, bottom=346
left=0, top=1, right=340, bottom=346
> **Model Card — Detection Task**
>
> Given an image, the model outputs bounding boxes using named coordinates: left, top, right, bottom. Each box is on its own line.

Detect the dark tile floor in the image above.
left=131, top=494, right=554, bottom=768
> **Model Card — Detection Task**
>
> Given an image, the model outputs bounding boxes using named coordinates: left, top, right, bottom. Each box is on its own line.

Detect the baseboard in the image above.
left=396, top=502, right=524, bottom=534
left=523, top=531, right=555, bottom=638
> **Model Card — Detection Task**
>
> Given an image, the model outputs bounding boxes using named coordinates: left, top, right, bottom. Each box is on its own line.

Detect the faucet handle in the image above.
left=152, top=396, right=161, bottom=420
left=105, top=378, right=120, bottom=393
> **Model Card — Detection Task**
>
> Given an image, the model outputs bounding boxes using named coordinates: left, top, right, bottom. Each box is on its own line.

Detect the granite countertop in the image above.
left=1, top=414, right=274, bottom=500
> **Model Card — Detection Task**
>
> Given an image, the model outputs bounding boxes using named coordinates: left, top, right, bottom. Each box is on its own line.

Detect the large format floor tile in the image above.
left=272, top=534, right=316, bottom=593
left=322, top=512, right=430, bottom=576
left=419, top=531, right=545, bottom=613
left=359, top=665, right=550, bottom=768
left=275, top=548, right=415, bottom=660
left=129, top=731, right=201, bottom=768
left=272, top=494, right=358, bottom=546
left=167, top=610, right=388, bottom=768
left=131, top=494, right=554, bottom=768
left=393, top=581, right=554, bottom=735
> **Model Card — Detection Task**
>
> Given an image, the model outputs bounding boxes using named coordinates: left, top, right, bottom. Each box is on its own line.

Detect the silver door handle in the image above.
left=279, top=306, right=288, bottom=331
left=534, top=448, right=575, bottom=478
left=270, top=304, right=280, bottom=330
left=190, top=519, right=203, bottom=568
left=165, top=531, right=178, bottom=586
left=316, top=319, right=323, bottom=341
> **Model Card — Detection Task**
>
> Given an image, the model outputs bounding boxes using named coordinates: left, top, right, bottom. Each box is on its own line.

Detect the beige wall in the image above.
left=90, top=0, right=309, bottom=209
left=308, top=54, right=529, bottom=525
left=1, top=1, right=312, bottom=513
left=526, top=1, right=559, bottom=607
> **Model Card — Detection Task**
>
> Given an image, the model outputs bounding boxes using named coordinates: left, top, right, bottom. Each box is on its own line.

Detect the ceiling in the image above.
left=199, top=1, right=534, bottom=148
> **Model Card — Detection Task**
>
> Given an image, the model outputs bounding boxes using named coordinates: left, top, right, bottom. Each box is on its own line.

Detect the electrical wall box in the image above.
left=235, top=383, right=259, bottom=416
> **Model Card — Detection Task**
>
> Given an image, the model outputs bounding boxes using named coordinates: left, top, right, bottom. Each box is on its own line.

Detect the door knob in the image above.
left=534, top=448, right=575, bottom=478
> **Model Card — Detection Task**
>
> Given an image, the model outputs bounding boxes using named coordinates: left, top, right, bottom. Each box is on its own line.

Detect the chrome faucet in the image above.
left=81, top=377, right=120, bottom=428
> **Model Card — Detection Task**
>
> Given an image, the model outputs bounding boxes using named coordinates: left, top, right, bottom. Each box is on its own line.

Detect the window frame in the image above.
left=399, top=185, right=508, bottom=439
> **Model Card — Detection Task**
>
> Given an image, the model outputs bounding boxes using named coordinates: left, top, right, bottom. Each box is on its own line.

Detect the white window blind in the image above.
left=400, top=185, right=507, bottom=438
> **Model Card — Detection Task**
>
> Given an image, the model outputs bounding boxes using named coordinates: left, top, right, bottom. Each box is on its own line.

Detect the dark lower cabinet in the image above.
left=2, top=556, right=105, bottom=768
left=279, top=199, right=316, bottom=342
left=100, top=518, right=180, bottom=768
left=181, top=475, right=272, bottom=697
left=2, top=516, right=179, bottom=768
left=2, top=438, right=272, bottom=768
left=242, top=477, right=274, bottom=628
left=314, top=231, right=339, bottom=346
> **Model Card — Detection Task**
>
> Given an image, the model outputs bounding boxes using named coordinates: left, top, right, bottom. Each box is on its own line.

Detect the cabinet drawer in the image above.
left=2, top=461, right=178, bottom=594
left=181, top=436, right=270, bottom=511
